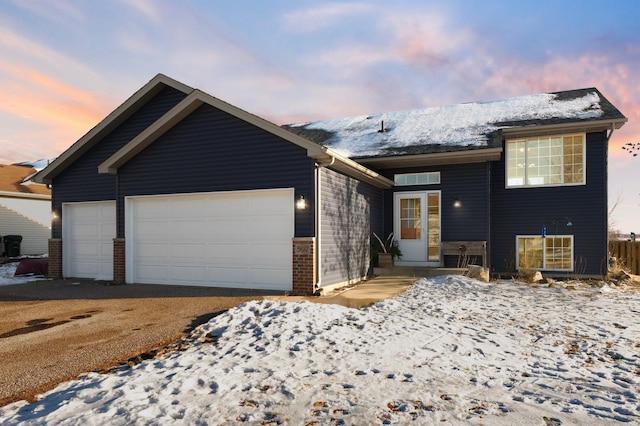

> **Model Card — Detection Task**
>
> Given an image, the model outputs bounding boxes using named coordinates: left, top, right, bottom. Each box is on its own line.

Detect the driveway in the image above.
left=0, top=279, right=282, bottom=406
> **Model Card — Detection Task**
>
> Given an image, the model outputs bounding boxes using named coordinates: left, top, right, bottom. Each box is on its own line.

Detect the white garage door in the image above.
left=63, top=201, right=116, bottom=280
left=126, top=189, right=294, bottom=290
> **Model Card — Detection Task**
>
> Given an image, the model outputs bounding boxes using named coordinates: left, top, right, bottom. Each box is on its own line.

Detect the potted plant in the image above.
left=372, top=232, right=402, bottom=267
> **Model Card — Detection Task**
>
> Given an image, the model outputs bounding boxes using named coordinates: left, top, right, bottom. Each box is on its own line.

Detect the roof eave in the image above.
left=0, top=190, right=51, bottom=200
left=34, top=74, right=194, bottom=184
left=500, top=118, right=628, bottom=139
left=356, top=147, right=503, bottom=169
left=312, top=151, right=394, bottom=189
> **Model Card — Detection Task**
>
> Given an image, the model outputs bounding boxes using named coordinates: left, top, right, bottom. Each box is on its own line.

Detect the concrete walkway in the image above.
left=276, top=275, right=418, bottom=308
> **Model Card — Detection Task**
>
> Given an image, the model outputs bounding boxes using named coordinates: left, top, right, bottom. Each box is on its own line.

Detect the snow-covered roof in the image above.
left=285, top=88, right=625, bottom=159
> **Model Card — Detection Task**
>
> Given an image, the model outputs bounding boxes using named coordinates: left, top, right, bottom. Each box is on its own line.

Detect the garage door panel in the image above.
left=135, top=221, right=168, bottom=239
left=248, top=268, right=291, bottom=289
left=70, top=223, right=99, bottom=238
left=247, top=243, right=291, bottom=265
left=128, top=190, right=293, bottom=290
left=169, top=242, right=207, bottom=259
left=136, top=242, right=169, bottom=259
left=72, top=242, right=99, bottom=256
left=206, top=266, right=246, bottom=283
left=168, top=219, right=208, bottom=239
left=205, top=244, right=250, bottom=265
left=169, top=265, right=206, bottom=282
left=207, top=196, right=247, bottom=216
left=249, top=218, right=293, bottom=239
left=136, top=264, right=169, bottom=281
left=101, top=224, right=116, bottom=238
left=136, top=197, right=168, bottom=213
left=64, top=201, right=115, bottom=280
left=168, top=197, right=207, bottom=217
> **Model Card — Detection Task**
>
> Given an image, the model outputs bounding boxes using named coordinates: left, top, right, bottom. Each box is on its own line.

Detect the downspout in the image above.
left=486, top=161, right=491, bottom=272
left=605, top=124, right=616, bottom=258
left=314, top=156, right=336, bottom=290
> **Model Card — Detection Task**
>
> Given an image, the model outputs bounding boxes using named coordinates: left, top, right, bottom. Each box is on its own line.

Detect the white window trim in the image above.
left=515, top=235, right=574, bottom=272
left=505, top=133, right=586, bottom=189
left=394, top=171, right=440, bottom=186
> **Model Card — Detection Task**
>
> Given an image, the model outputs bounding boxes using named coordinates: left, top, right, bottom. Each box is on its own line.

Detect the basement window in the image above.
left=394, top=172, right=440, bottom=186
left=516, top=235, right=573, bottom=271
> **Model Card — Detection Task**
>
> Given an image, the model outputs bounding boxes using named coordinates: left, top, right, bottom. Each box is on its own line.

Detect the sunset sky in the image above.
left=1, top=0, right=638, bottom=232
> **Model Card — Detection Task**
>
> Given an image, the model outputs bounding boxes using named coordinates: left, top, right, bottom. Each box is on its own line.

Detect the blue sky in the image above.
left=1, top=0, right=639, bottom=232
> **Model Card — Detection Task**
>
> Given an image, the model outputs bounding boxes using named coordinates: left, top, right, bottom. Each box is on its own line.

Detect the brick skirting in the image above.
left=48, top=238, right=63, bottom=279
left=113, top=238, right=126, bottom=285
left=292, top=237, right=316, bottom=295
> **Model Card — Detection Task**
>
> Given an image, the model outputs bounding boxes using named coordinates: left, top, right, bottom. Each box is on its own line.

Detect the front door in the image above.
left=394, top=191, right=440, bottom=266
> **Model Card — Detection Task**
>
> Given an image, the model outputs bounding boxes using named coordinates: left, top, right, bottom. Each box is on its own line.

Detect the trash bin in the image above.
left=3, top=235, right=22, bottom=257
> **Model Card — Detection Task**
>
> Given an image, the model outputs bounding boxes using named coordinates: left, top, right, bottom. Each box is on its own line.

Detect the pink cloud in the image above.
left=0, top=64, right=113, bottom=163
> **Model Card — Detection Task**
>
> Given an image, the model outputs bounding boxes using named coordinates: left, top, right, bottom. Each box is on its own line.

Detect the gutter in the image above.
left=500, top=118, right=627, bottom=139
left=0, top=191, right=51, bottom=200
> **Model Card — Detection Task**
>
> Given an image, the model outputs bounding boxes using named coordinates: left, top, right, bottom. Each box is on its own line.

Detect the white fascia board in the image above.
left=0, top=191, right=51, bottom=200
left=501, top=118, right=627, bottom=139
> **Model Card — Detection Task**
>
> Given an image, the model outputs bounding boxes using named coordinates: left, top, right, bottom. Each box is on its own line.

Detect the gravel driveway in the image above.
left=0, top=279, right=282, bottom=406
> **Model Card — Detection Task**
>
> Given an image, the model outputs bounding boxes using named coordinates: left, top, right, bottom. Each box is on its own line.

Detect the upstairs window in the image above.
left=394, top=172, right=440, bottom=186
left=506, top=134, right=585, bottom=188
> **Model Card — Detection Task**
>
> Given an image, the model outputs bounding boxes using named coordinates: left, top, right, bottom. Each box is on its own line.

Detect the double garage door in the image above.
left=63, top=189, right=294, bottom=290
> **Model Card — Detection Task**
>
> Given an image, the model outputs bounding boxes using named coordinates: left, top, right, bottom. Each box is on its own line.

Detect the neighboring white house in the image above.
left=0, top=164, right=51, bottom=256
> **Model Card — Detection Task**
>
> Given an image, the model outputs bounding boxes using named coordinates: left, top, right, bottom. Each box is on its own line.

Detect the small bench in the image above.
left=440, top=241, right=487, bottom=268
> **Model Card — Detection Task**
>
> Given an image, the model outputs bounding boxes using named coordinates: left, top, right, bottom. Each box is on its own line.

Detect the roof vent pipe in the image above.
left=378, top=121, right=386, bottom=133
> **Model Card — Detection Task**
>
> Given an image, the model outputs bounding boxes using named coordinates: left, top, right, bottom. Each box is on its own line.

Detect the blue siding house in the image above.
left=36, top=74, right=626, bottom=294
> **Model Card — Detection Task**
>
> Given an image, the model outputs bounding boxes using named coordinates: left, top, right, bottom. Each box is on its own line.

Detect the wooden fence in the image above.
left=609, top=240, right=640, bottom=275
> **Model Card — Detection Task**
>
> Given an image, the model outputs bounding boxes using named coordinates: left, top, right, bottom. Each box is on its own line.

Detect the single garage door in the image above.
left=63, top=201, right=116, bottom=280
left=126, top=189, right=294, bottom=290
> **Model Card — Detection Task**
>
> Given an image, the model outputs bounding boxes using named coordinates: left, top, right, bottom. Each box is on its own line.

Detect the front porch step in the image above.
left=373, top=266, right=466, bottom=278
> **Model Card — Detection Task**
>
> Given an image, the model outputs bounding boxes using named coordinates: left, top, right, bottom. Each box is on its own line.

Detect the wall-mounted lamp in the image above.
left=453, top=197, right=461, bottom=208
left=296, top=194, right=307, bottom=210
left=52, top=210, right=60, bottom=221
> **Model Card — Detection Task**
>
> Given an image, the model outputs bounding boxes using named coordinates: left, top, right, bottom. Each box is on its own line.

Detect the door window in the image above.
left=400, top=198, right=421, bottom=240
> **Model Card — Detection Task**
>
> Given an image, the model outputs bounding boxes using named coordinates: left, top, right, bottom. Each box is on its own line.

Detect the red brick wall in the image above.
left=292, top=237, right=316, bottom=295
left=113, top=238, right=126, bottom=285
left=48, top=238, right=62, bottom=279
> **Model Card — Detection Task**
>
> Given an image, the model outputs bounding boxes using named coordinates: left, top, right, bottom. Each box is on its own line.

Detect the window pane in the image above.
left=400, top=198, right=421, bottom=240
left=518, top=237, right=543, bottom=269
left=394, top=172, right=440, bottom=186
left=427, top=194, right=439, bottom=261
left=563, top=135, right=584, bottom=184
left=507, top=135, right=584, bottom=188
left=507, top=141, right=526, bottom=186
left=544, top=236, right=572, bottom=270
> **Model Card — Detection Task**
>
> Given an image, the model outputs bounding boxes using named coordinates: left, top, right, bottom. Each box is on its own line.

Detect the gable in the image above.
left=98, top=88, right=393, bottom=189
left=35, top=74, right=193, bottom=185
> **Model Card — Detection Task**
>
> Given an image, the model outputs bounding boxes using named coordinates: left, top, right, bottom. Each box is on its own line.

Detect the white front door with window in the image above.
left=394, top=191, right=440, bottom=266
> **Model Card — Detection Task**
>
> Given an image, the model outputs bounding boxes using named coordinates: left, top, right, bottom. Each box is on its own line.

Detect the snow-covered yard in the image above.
left=0, top=274, right=638, bottom=425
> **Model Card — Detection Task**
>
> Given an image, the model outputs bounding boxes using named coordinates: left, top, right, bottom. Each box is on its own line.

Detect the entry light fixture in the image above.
left=51, top=210, right=60, bottom=221
left=453, top=197, right=461, bottom=208
left=296, top=194, right=307, bottom=210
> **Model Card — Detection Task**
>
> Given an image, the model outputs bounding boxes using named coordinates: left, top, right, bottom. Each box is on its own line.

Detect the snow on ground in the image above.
left=0, top=262, right=46, bottom=286
left=1, top=275, right=639, bottom=425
